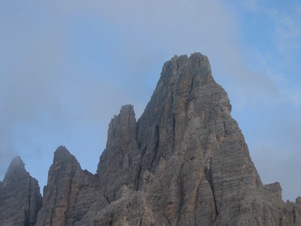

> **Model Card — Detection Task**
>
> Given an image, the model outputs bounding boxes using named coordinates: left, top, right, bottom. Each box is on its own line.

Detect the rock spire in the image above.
left=0, top=156, right=42, bottom=226
left=1, top=53, right=300, bottom=225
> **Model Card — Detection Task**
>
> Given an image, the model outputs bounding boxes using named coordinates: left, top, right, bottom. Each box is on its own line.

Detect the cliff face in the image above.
left=0, top=157, right=42, bottom=226
left=1, top=53, right=300, bottom=225
left=35, top=146, right=108, bottom=226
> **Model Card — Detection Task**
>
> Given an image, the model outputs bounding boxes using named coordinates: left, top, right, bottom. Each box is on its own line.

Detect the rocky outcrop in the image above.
left=35, top=146, right=108, bottom=226
left=97, top=105, right=141, bottom=202
left=1, top=52, right=300, bottom=225
left=0, top=157, right=42, bottom=226
left=92, top=53, right=301, bottom=225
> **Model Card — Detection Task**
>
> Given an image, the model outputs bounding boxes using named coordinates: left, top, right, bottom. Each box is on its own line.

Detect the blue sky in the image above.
left=0, top=0, right=300, bottom=201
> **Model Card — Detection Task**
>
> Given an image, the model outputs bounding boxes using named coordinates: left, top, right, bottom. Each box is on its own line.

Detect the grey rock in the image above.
left=0, top=156, right=42, bottom=226
left=97, top=105, right=141, bottom=202
left=91, top=53, right=301, bottom=225
left=2, top=52, right=300, bottom=226
left=35, top=146, right=108, bottom=226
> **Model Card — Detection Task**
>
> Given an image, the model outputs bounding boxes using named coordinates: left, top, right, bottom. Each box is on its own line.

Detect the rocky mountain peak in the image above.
left=105, top=104, right=136, bottom=148
left=53, top=145, right=77, bottom=162
left=35, top=146, right=105, bottom=226
left=97, top=104, right=140, bottom=202
left=137, top=53, right=231, bottom=174
left=0, top=156, right=42, bottom=226
left=161, top=52, right=214, bottom=88
left=3, top=156, right=26, bottom=182
left=8, top=155, right=24, bottom=167
left=1, top=52, right=300, bottom=226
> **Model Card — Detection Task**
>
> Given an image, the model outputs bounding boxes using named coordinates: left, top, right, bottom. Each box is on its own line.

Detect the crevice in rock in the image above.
left=194, top=178, right=203, bottom=225
left=135, top=162, right=143, bottom=191
left=26, top=177, right=32, bottom=226
left=104, top=195, right=111, bottom=204
left=177, top=163, right=185, bottom=225
left=150, top=125, right=160, bottom=169
left=205, top=158, right=219, bottom=218
left=50, top=186, right=58, bottom=226
left=223, top=120, right=227, bottom=137
left=294, top=206, right=297, bottom=223
left=139, top=209, right=146, bottom=226
left=188, top=74, right=195, bottom=101
left=171, top=114, right=176, bottom=153
left=136, top=143, right=148, bottom=191
left=163, top=212, right=172, bottom=226
left=64, top=170, right=75, bottom=225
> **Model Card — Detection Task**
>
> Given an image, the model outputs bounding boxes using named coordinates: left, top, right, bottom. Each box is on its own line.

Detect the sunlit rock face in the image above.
left=1, top=53, right=300, bottom=226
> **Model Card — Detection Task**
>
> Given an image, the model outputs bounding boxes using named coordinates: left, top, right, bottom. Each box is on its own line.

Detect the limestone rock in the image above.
left=0, top=156, right=42, bottom=226
left=97, top=105, right=141, bottom=202
left=1, top=52, right=300, bottom=226
left=93, top=53, right=301, bottom=225
left=35, top=146, right=108, bottom=226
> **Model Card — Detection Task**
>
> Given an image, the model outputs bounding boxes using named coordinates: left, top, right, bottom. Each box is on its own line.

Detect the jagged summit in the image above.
left=0, top=156, right=42, bottom=226
left=53, top=145, right=79, bottom=164
left=9, top=155, right=24, bottom=167
left=162, top=52, right=215, bottom=86
left=54, top=145, right=70, bottom=156
left=1, top=52, right=301, bottom=225
left=97, top=103, right=139, bottom=202
left=3, top=156, right=26, bottom=182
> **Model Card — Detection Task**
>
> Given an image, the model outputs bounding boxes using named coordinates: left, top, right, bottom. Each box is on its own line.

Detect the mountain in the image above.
left=1, top=53, right=300, bottom=225
left=0, top=157, right=42, bottom=226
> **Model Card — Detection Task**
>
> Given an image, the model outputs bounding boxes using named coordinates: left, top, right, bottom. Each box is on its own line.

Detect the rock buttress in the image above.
left=97, top=105, right=140, bottom=202
left=0, top=157, right=42, bottom=226
left=35, top=146, right=108, bottom=226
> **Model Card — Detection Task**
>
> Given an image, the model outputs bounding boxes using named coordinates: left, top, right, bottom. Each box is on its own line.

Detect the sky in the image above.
left=0, top=0, right=300, bottom=201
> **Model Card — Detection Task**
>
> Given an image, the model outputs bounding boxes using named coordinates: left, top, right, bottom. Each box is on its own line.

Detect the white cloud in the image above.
left=242, top=0, right=260, bottom=12
left=273, top=14, right=301, bottom=54
left=290, top=90, right=301, bottom=107
left=0, top=0, right=300, bottom=201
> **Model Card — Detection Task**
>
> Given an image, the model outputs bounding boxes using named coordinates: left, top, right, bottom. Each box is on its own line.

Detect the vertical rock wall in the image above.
left=0, top=157, right=42, bottom=226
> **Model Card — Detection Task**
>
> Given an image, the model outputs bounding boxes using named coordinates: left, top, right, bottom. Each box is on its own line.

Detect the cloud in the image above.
left=70, top=0, right=281, bottom=106
left=0, top=127, right=16, bottom=179
left=271, top=11, right=301, bottom=55
left=0, top=0, right=300, bottom=201
left=251, top=114, right=301, bottom=200
left=0, top=1, right=274, bottom=168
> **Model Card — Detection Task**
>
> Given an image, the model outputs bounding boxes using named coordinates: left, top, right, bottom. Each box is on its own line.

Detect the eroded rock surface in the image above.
left=0, top=157, right=42, bottom=226
left=35, top=146, right=108, bottom=226
left=97, top=105, right=141, bottom=202
left=92, top=53, right=301, bottom=225
left=1, top=53, right=301, bottom=225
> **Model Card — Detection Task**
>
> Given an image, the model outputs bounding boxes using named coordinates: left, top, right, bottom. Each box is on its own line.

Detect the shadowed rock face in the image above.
left=0, top=157, right=42, bottom=226
left=35, top=146, right=108, bottom=226
left=97, top=105, right=140, bottom=202
left=1, top=53, right=300, bottom=225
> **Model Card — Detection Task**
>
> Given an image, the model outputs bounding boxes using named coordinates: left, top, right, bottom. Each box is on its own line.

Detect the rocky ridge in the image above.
left=0, top=53, right=300, bottom=225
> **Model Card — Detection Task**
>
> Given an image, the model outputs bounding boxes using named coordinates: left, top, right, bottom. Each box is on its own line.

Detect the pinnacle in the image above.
left=53, top=146, right=75, bottom=163
left=3, top=156, right=28, bottom=183
left=161, top=52, right=214, bottom=90
left=6, top=156, right=25, bottom=173
left=9, top=156, right=25, bottom=169
left=120, top=104, right=134, bottom=111
left=119, top=105, right=135, bottom=118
